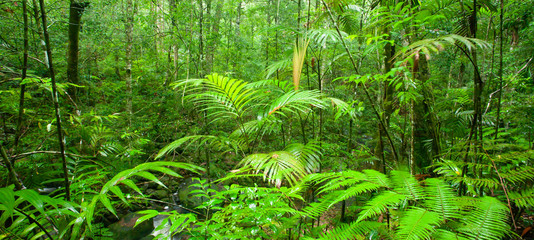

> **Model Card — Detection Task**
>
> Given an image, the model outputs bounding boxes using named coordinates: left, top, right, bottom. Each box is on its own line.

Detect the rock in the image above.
left=152, top=189, right=168, bottom=200
left=109, top=212, right=154, bottom=240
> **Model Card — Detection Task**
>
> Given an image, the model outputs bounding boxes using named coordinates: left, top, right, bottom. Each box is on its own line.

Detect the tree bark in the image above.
left=1, top=145, right=24, bottom=190
left=66, top=1, right=86, bottom=102
left=494, top=0, right=504, bottom=139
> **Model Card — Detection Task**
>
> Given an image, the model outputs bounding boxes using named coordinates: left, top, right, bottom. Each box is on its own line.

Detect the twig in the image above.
left=14, top=208, right=55, bottom=240
left=486, top=150, right=518, bottom=229
left=10, top=150, right=92, bottom=160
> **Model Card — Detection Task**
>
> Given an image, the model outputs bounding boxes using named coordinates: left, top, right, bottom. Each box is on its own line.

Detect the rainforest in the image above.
left=0, top=0, right=533, bottom=239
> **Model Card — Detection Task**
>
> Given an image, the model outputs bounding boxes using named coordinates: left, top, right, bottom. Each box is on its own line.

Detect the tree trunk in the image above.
left=14, top=0, right=30, bottom=154
left=494, top=0, right=504, bottom=139
left=1, top=145, right=24, bottom=190
left=125, top=0, right=134, bottom=123
left=198, top=0, right=204, bottom=77
left=66, top=1, right=86, bottom=102
left=38, top=0, right=71, bottom=201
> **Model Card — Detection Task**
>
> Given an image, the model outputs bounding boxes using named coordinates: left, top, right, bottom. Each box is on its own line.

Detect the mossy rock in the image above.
left=109, top=212, right=154, bottom=240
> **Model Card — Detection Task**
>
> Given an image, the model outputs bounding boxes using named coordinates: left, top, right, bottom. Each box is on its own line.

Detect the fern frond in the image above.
left=318, top=221, right=383, bottom=240
left=356, top=191, right=406, bottom=222
left=302, top=191, right=338, bottom=219
left=500, top=166, right=534, bottom=185
left=391, top=170, right=424, bottom=201
left=396, top=207, right=441, bottom=240
left=509, top=188, right=534, bottom=208
left=328, top=182, right=383, bottom=208
left=424, top=178, right=459, bottom=220
left=458, top=197, right=511, bottom=240
left=362, top=169, right=390, bottom=188
left=432, top=229, right=470, bottom=240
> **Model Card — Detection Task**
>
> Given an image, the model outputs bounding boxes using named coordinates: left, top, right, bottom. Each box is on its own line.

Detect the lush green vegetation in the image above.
left=1, top=0, right=533, bottom=239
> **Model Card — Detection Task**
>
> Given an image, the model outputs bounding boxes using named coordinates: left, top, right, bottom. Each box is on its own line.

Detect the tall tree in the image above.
left=125, top=0, right=134, bottom=123
left=66, top=0, right=88, bottom=102
left=38, top=0, right=71, bottom=201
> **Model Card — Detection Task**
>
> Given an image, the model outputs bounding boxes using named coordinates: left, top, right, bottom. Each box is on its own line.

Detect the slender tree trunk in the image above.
left=14, top=0, right=30, bottom=155
left=38, top=0, right=71, bottom=201
left=461, top=0, right=483, bottom=195
left=125, top=0, right=134, bottom=123
left=198, top=0, right=204, bottom=77
left=66, top=1, right=85, bottom=102
left=494, top=0, right=504, bottom=139
left=1, top=145, right=24, bottom=190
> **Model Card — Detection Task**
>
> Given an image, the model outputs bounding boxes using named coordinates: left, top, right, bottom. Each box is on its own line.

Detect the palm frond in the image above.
left=398, top=34, right=492, bottom=62
left=240, top=151, right=306, bottom=188
left=267, top=90, right=326, bottom=117
left=293, top=38, right=310, bottom=90
left=265, top=58, right=292, bottom=79
left=247, top=79, right=293, bottom=94
left=156, top=135, right=243, bottom=159
left=285, top=140, right=323, bottom=173
left=173, top=73, right=259, bottom=124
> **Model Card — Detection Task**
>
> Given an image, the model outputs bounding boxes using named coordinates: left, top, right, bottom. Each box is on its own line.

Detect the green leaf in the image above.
left=357, top=191, right=406, bottom=222
left=396, top=207, right=441, bottom=240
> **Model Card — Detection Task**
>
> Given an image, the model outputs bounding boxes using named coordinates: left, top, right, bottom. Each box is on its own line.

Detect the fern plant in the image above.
left=301, top=169, right=516, bottom=240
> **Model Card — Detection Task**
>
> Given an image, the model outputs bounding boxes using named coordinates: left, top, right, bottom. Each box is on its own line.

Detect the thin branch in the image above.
left=486, top=150, right=518, bottom=229
left=10, top=150, right=93, bottom=161
left=14, top=208, right=55, bottom=240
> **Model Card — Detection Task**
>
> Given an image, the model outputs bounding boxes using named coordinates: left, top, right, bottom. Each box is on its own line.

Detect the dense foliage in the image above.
left=1, top=0, right=533, bottom=239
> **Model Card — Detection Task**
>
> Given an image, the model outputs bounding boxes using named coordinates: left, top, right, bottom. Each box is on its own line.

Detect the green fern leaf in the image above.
left=318, top=221, right=383, bottom=240
left=458, top=197, right=511, bottom=240
left=391, top=170, right=424, bottom=201
left=363, top=169, right=390, bottom=188
left=424, top=178, right=459, bottom=220
left=396, top=207, right=441, bottom=240
left=509, top=188, right=534, bottom=208
left=357, top=191, right=406, bottom=222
